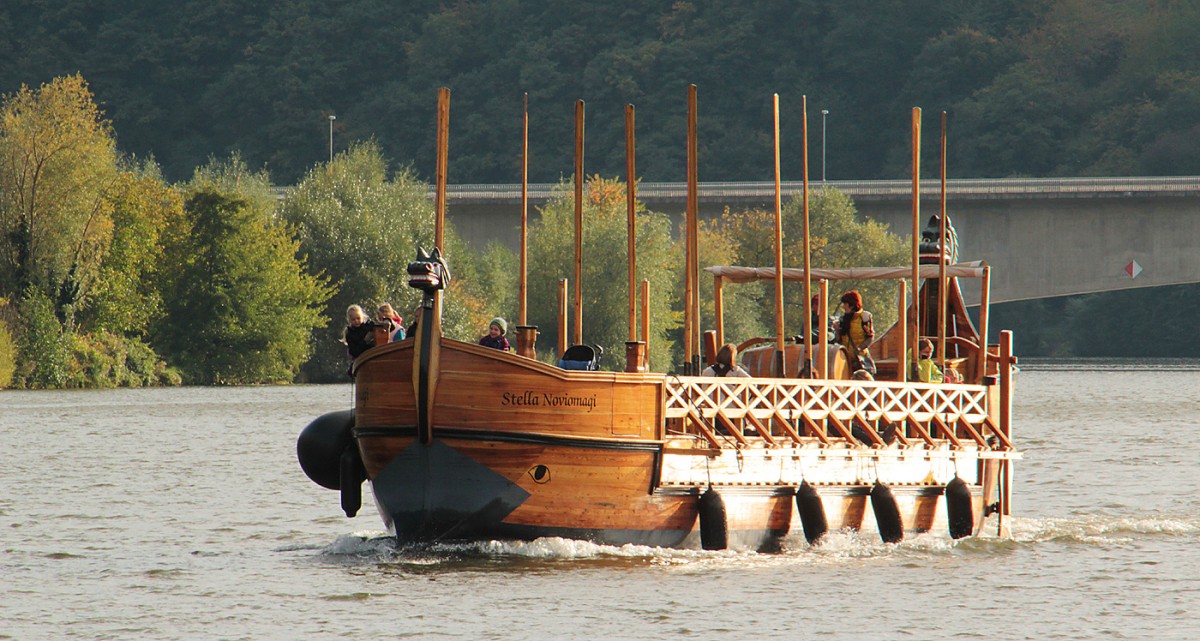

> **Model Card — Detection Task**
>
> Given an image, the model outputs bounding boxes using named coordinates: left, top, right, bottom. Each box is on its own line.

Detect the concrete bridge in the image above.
left=442, top=176, right=1200, bottom=304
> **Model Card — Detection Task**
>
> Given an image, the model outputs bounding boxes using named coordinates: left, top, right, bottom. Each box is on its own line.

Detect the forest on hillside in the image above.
left=1, top=0, right=1198, bottom=384
left=3, top=1, right=1200, bottom=185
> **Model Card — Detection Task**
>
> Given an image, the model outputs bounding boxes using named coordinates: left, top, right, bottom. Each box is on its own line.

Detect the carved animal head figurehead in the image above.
left=407, top=247, right=452, bottom=294
left=918, top=214, right=958, bottom=264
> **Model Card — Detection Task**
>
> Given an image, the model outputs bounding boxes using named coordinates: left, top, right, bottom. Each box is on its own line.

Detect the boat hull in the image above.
left=356, top=428, right=991, bottom=550
left=333, top=337, right=1010, bottom=549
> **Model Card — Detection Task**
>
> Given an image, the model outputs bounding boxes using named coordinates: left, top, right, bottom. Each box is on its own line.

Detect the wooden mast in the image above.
left=624, top=103, right=646, bottom=373
left=520, top=93, right=529, bottom=327
left=685, top=85, right=699, bottom=373
left=626, top=104, right=637, bottom=343
left=573, top=99, right=584, bottom=347
left=435, top=88, right=449, bottom=252
left=515, top=92, right=538, bottom=359
left=910, top=107, right=921, bottom=377
left=938, top=111, right=948, bottom=374
left=801, top=95, right=813, bottom=378
left=772, top=93, right=785, bottom=376
left=416, top=86, right=450, bottom=445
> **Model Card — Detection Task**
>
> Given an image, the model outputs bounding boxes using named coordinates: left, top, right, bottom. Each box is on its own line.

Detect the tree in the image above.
left=154, top=184, right=332, bottom=384
left=0, top=73, right=119, bottom=320
left=80, top=166, right=187, bottom=337
left=526, top=176, right=678, bottom=371
left=280, top=142, right=488, bottom=381
left=0, top=298, right=16, bottom=388
left=713, top=187, right=908, bottom=337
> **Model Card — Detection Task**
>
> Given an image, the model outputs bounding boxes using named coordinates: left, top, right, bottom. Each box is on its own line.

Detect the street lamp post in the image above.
left=328, top=115, right=336, bottom=162
left=820, top=109, right=829, bottom=182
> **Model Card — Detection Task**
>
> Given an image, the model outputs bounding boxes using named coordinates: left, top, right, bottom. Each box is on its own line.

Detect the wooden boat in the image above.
left=297, top=92, right=1020, bottom=549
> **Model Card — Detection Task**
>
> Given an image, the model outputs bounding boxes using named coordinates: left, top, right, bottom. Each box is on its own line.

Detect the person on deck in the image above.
left=376, top=303, right=405, bottom=341
left=914, top=338, right=944, bottom=383
left=479, top=317, right=511, bottom=351
left=800, top=294, right=834, bottom=345
left=343, top=304, right=377, bottom=360
left=702, top=343, right=752, bottom=378
left=836, top=290, right=875, bottom=375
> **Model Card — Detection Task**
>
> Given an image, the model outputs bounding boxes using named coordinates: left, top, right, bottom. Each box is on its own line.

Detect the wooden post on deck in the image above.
left=818, top=279, right=829, bottom=378
left=641, top=279, right=650, bottom=369
left=978, top=265, right=992, bottom=382
left=625, top=341, right=647, bottom=373
left=999, top=329, right=1014, bottom=449
left=714, top=275, right=725, bottom=348
left=516, top=326, right=538, bottom=360
left=897, top=279, right=908, bottom=382
left=999, top=329, right=1015, bottom=526
left=373, top=324, right=391, bottom=347
left=557, top=278, right=568, bottom=359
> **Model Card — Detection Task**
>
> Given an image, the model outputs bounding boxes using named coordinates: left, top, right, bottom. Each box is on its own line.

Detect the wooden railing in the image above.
left=664, top=376, right=1010, bottom=451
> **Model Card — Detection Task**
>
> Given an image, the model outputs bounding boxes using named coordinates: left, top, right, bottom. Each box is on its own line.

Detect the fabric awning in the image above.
left=704, top=261, right=988, bottom=283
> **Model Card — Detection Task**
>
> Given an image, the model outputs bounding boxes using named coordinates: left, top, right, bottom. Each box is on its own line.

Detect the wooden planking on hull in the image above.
left=354, top=339, right=665, bottom=441
left=434, top=343, right=663, bottom=440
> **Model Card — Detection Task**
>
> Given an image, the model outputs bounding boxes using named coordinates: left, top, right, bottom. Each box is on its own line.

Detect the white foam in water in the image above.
left=321, top=531, right=394, bottom=556
left=312, top=513, right=1199, bottom=567
left=446, top=537, right=716, bottom=560
left=1013, top=514, right=1200, bottom=544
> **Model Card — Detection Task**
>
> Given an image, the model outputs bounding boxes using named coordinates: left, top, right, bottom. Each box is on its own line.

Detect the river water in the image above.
left=2, top=362, right=1198, bottom=640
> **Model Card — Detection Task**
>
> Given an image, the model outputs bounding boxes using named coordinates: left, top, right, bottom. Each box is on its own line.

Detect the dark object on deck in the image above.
left=558, top=344, right=603, bottom=371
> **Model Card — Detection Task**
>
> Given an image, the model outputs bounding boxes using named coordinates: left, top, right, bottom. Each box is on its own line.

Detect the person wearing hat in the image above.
left=479, top=317, right=511, bottom=351
left=836, top=290, right=875, bottom=374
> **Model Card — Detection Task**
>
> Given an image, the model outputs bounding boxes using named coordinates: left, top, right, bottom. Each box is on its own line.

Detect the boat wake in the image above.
left=308, top=512, right=1199, bottom=568
left=1009, top=514, right=1200, bottom=544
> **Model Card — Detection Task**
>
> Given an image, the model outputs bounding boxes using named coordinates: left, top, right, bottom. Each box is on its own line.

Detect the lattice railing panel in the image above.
left=665, top=377, right=990, bottom=430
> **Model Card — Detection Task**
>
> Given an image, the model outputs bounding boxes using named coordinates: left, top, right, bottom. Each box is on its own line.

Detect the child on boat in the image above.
left=914, top=338, right=943, bottom=383
left=702, top=343, right=752, bottom=377
left=376, top=303, right=405, bottom=341
left=343, top=304, right=377, bottom=359
left=479, top=317, right=511, bottom=351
